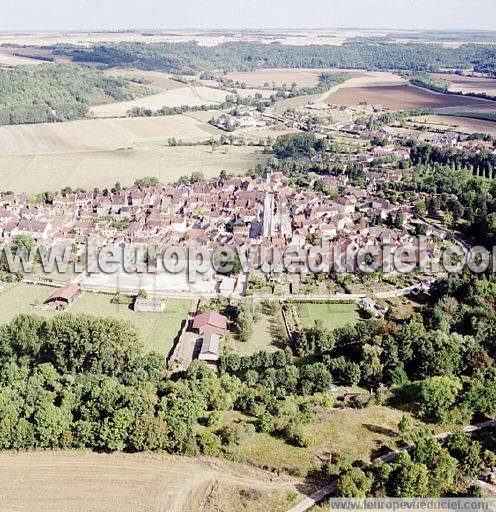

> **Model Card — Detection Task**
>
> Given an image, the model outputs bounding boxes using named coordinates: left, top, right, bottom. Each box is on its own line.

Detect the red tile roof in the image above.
left=192, top=311, right=227, bottom=330
left=46, top=283, right=82, bottom=302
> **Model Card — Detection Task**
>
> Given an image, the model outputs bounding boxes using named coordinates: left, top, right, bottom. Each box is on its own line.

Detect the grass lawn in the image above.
left=225, top=406, right=408, bottom=473
left=71, top=294, right=193, bottom=356
left=226, top=312, right=284, bottom=357
left=0, top=283, right=60, bottom=321
left=297, top=302, right=360, bottom=330
left=0, top=283, right=192, bottom=356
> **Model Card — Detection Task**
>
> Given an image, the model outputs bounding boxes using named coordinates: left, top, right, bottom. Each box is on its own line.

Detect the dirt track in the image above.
left=0, top=451, right=301, bottom=512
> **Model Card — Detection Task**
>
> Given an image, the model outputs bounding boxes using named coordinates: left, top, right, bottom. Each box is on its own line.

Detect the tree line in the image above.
left=56, top=41, right=496, bottom=75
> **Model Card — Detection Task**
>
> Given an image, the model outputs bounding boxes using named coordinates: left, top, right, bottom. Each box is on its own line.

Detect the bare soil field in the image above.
left=0, top=451, right=301, bottom=512
left=431, top=73, right=496, bottom=97
left=0, top=115, right=220, bottom=155
left=0, top=145, right=267, bottom=193
left=412, top=114, right=496, bottom=137
left=269, top=71, right=405, bottom=115
left=326, top=84, right=493, bottom=110
left=90, top=86, right=230, bottom=118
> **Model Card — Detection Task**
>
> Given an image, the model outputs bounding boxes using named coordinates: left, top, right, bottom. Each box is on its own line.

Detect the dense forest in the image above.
left=56, top=41, right=496, bottom=75
left=0, top=64, right=151, bottom=125
left=405, top=142, right=496, bottom=246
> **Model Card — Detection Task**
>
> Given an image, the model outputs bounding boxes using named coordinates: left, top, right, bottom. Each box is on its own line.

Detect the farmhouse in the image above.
left=134, top=297, right=166, bottom=313
left=45, top=283, right=82, bottom=308
left=192, top=311, right=227, bottom=336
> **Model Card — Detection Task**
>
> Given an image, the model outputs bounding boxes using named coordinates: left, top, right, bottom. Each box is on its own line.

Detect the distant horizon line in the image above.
left=1, top=27, right=496, bottom=35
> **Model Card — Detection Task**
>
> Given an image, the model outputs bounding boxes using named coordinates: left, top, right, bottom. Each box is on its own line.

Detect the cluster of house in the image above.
left=211, top=104, right=267, bottom=130
left=0, top=158, right=446, bottom=283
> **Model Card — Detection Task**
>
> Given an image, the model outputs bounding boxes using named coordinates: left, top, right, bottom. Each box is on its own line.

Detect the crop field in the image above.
left=0, top=115, right=221, bottom=156
left=0, top=144, right=267, bottom=193
left=0, top=283, right=191, bottom=355
left=326, top=84, right=493, bottom=110
left=0, top=451, right=300, bottom=512
left=90, top=85, right=230, bottom=117
left=412, top=114, right=496, bottom=137
left=297, top=302, right=360, bottom=330
left=431, top=73, right=496, bottom=97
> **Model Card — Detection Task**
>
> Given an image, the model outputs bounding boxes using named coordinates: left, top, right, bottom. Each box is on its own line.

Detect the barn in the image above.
left=45, top=283, right=82, bottom=308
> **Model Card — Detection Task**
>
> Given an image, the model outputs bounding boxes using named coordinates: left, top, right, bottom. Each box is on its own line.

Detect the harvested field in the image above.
left=0, top=115, right=220, bottom=155
left=235, top=87, right=277, bottom=98
left=0, top=46, right=48, bottom=66
left=412, top=114, right=496, bottom=137
left=103, top=68, right=185, bottom=91
left=0, top=53, right=41, bottom=67
left=90, top=86, right=230, bottom=118
left=226, top=68, right=340, bottom=88
left=331, top=71, right=406, bottom=88
left=227, top=69, right=403, bottom=90
left=0, top=451, right=301, bottom=512
left=0, top=145, right=267, bottom=193
left=431, top=73, right=496, bottom=97
left=326, top=84, right=492, bottom=110
left=0, top=46, right=66, bottom=67
left=272, top=93, right=325, bottom=114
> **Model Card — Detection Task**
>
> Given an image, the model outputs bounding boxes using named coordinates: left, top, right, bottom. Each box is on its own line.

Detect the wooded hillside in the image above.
left=0, top=64, right=152, bottom=125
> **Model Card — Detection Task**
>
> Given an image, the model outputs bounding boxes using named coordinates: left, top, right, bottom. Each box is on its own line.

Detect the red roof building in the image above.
left=45, top=283, right=82, bottom=308
left=192, top=311, right=227, bottom=336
